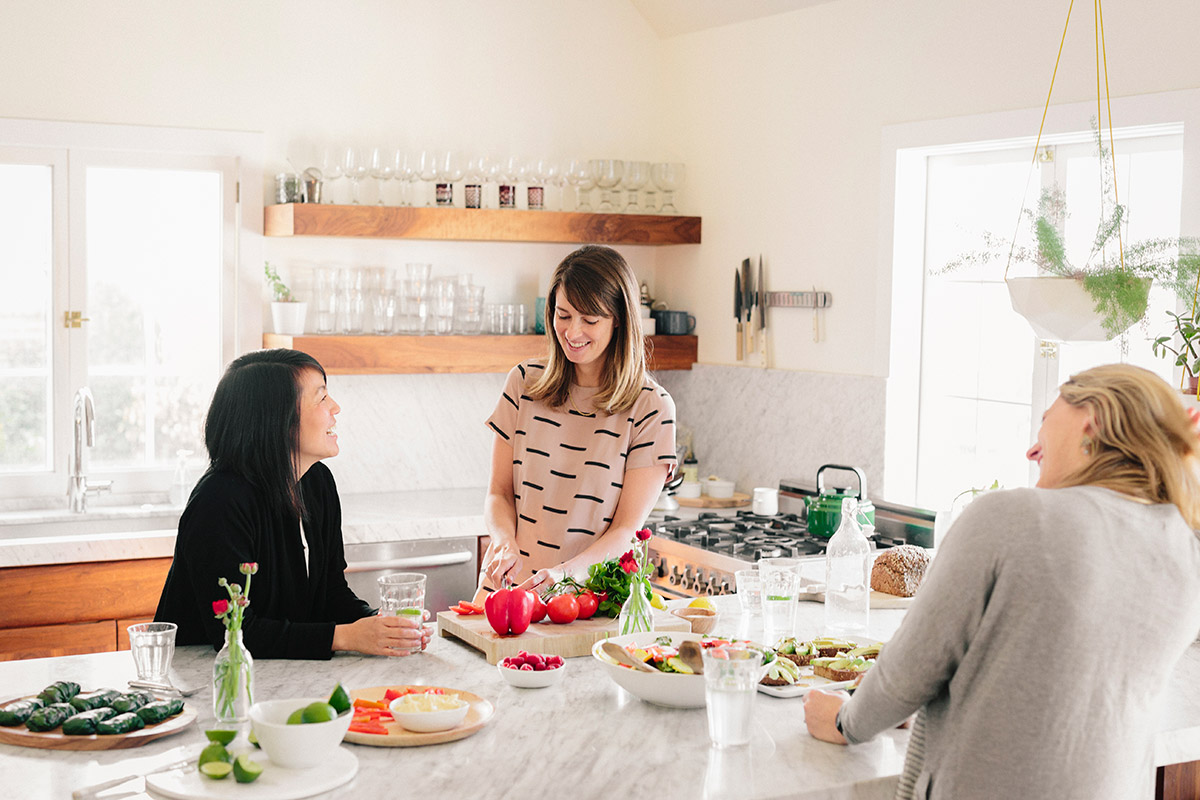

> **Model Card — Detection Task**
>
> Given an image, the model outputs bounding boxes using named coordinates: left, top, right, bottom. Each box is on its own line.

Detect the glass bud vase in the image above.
left=618, top=575, right=655, bottom=636
left=213, top=629, right=254, bottom=725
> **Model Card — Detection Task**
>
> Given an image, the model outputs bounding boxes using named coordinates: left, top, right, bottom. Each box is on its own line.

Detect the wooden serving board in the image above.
left=0, top=695, right=196, bottom=751
left=343, top=686, right=493, bottom=747
left=676, top=491, right=751, bottom=508
left=438, top=609, right=690, bottom=665
left=798, top=590, right=916, bottom=610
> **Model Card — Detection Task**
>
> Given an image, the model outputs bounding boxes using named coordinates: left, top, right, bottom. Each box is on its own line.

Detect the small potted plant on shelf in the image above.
left=1152, top=308, right=1200, bottom=396
left=265, top=262, right=307, bottom=336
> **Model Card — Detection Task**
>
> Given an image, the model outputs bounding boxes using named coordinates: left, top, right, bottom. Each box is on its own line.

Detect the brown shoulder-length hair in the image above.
left=527, top=245, right=646, bottom=414
left=1056, top=363, right=1200, bottom=529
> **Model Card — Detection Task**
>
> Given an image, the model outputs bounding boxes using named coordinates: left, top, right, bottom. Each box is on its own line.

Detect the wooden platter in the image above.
left=798, top=588, right=916, bottom=609
left=0, top=694, right=196, bottom=751
left=343, top=686, right=493, bottom=747
left=676, top=492, right=751, bottom=508
left=438, top=608, right=690, bottom=665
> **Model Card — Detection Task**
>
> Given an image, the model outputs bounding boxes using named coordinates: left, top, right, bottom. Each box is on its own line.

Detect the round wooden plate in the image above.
left=344, top=685, right=493, bottom=747
left=0, top=693, right=196, bottom=751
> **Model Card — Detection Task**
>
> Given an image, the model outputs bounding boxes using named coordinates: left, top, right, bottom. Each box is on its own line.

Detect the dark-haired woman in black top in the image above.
left=155, top=349, right=431, bottom=660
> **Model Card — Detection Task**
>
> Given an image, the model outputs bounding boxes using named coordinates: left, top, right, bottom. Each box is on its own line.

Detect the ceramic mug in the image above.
left=653, top=309, right=696, bottom=335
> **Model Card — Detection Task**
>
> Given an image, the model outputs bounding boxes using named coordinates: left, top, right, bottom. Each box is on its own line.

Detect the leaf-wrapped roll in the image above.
left=37, top=681, right=81, bottom=705
left=69, top=689, right=120, bottom=713
left=24, top=703, right=76, bottom=732
left=136, top=698, right=184, bottom=725
left=62, top=707, right=118, bottom=735
left=96, top=712, right=146, bottom=735
left=0, top=698, right=44, bottom=726
left=109, top=691, right=155, bottom=713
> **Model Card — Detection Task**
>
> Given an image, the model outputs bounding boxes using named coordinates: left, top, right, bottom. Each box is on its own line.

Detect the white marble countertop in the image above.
left=0, top=488, right=487, bottom=569
left=2, top=597, right=1197, bottom=800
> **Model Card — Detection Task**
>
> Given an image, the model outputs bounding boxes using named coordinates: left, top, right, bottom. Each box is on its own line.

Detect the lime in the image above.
left=300, top=700, right=338, bottom=724
left=197, top=742, right=232, bottom=767
left=232, top=754, right=264, bottom=784
left=286, top=707, right=306, bottom=725
left=328, top=683, right=352, bottom=715
left=204, top=728, right=237, bottom=745
left=397, top=607, right=422, bottom=617
left=199, top=761, right=232, bottom=780
left=247, top=728, right=260, bottom=748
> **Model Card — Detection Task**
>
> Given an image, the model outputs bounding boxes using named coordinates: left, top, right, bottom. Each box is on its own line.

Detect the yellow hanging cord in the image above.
left=1097, top=0, right=1126, bottom=271
left=1189, top=267, right=1200, bottom=394
left=1006, top=0, right=1075, bottom=280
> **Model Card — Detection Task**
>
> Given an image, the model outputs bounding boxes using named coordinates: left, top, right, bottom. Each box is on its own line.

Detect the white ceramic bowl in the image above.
left=496, top=659, right=566, bottom=688
left=388, top=693, right=470, bottom=732
left=249, top=697, right=352, bottom=769
left=591, top=631, right=774, bottom=708
left=703, top=479, right=735, bottom=499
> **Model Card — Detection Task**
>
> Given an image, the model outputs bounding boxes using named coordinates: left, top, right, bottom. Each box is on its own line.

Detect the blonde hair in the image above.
left=1057, top=364, right=1200, bottom=528
left=528, top=245, right=647, bottom=414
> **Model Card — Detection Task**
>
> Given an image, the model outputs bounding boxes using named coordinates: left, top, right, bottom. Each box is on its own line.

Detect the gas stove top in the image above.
left=652, top=510, right=892, bottom=561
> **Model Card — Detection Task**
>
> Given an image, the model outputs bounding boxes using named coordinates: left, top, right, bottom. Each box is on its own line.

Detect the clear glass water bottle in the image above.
left=824, top=497, right=870, bottom=639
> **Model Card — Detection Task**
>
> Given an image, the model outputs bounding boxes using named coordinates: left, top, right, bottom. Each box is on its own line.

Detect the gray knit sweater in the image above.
left=839, top=486, right=1200, bottom=800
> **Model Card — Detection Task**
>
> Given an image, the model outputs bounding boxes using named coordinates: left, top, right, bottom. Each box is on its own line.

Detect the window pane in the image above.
left=86, top=166, right=222, bottom=470
left=0, top=164, right=53, bottom=472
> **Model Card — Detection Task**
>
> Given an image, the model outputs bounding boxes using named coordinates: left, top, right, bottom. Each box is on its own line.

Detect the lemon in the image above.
left=197, top=742, right=232, bottom=767
left=199, top=761, right=232, bottom=780
left=232, top=754, right=263, bottom=784
left=301, top=700, right=338, bottom=724
left=204, top=728, right=237, bottom=745
left=328, top=683, right=352, bottom=715
left=650, top=592, right=667, bottom=610
left=688, top=597, right=716, bottom=612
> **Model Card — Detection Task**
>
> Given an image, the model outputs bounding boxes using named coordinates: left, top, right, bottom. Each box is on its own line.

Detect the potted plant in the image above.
left=265, top=262, right=307, bottom=335
left=1152, top=308, right=1200, bottom=396
left=941, top=130, right=1200, bottom=341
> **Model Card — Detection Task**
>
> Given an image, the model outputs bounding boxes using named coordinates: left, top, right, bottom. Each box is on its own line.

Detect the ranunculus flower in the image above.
left=635, top=528, right=652, bottom=541
left=239, top=562, right=259, bottom=575
left=212, top=599, right=229, bottom=616
left=236, top=596, right=249, bottom=607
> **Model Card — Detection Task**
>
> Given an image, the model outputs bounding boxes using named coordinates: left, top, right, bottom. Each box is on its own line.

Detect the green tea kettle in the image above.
left=805, top=464, right=875, bottom=539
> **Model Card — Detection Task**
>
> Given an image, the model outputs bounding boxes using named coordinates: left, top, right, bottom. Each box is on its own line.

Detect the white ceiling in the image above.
left=630, top=0, right=838, bottom=38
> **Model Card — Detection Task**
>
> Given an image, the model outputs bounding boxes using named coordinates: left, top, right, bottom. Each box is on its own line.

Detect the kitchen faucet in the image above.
left=68, top=387, right=112, bottom=512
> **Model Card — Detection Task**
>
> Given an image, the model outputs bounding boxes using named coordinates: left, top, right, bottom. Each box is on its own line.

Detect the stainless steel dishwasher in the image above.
left=343, top=537, right=478, bottom=614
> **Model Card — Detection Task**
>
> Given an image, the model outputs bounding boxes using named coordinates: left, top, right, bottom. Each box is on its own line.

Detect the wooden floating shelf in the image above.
left=263, top=334, right=698, bottom=375
left=264, top=203, right=701, bottom=245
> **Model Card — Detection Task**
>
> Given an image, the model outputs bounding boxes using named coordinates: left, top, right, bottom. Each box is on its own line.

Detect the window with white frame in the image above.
left=883, top=96, right=1200, bottom=511
left=0, top=120, right=255, bottom=501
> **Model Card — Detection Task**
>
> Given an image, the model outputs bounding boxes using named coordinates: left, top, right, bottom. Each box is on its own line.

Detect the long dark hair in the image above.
left=203, top=349, right=326, bottom=518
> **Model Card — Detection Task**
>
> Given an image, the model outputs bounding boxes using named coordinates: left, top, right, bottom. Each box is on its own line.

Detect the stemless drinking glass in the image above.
left=405, top=263, right=432, bottom=334
left=314, top=267, right=337, bottom=333
left=759, top=558, right=800, bottom=644
left=734, top=569, right=763, bottom=616
left=464, top=154, right=488, bottom=209
left=432, top=278, right=456, bottom=334
left=377, top=573, right=427, bottom=656
left=455, top=284, right=485, bottom=333
left=127, top=622, right=177, bottom=684
left=702, top=645, right=760, bottom=748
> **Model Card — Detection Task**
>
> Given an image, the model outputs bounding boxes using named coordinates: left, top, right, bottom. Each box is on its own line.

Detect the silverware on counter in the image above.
left=128, top=679, right=200, bottom=697
left=72, top=760, right=191, bottom=800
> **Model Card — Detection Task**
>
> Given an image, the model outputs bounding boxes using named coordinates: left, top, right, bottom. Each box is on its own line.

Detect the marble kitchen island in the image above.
left=3, top=599, right=1199, bottom=800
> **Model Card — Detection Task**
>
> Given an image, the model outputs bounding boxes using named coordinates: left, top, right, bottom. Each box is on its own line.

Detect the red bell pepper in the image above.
left=349, top=720, right=389, bottom=735
left=484, top=587, right=536, bottom=635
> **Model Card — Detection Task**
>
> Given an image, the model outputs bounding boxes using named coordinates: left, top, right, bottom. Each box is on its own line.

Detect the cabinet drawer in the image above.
left=0, top=620, right=115, bottom=662
left=0, top=558, right=172, bottom=629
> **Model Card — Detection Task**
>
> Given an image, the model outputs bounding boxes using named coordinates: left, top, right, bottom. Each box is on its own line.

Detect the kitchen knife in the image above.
left=734, top=270, right=743, bottom=360
left=758, top=255, right=767, bottom=366
left=741, top=258, right=753, bottom=356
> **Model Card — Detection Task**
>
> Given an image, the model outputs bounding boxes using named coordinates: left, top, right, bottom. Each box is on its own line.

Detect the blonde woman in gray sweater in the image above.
left=805, top=364, right=1200, bottom=800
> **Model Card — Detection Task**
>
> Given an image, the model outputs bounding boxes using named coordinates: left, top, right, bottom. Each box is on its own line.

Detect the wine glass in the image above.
left=622, top=161, right=650, bottom=213
left=436, top=150, right=465, bottom=207
left=391, top=149, right=415, bottom=207
left=416, top=149, right=439, bottom=207
left=319, top=147, right=343, bottom=204
left=589, top=159, right=624, bottom=212
left=522, top=158, right=546, bottom=211
left=565, top=158, right=594, bottom=211
left=369, top=146, right=395, bottom=205
left=651, top=162, right=686, bottom=213
left=542, top=160, right=563, bottom=210
left=342, top=146, right=369, bottom=205
left=482, top=156, right=502, bottom=208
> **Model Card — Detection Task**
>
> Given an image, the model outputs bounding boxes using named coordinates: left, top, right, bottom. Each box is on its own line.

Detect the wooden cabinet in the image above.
left=263, top=334, right=698, bottom=375
left=0, top=558, right=172, bottom=661
left=264, top=203, right=701, bottom=245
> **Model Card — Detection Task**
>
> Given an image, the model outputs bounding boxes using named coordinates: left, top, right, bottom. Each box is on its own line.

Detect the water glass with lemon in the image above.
left=378, top=572, right=427, bottom=655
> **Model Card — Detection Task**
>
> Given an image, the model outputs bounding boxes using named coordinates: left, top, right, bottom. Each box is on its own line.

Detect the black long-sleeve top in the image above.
left=155, top=462, right=373, bottom=659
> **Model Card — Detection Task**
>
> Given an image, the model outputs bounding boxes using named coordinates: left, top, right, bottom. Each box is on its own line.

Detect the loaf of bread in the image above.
left=870, top=544, right=931, bottom=597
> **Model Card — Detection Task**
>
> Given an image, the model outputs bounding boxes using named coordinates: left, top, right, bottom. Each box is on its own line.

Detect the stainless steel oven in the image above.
left=343, top=537, right=478, bottom=614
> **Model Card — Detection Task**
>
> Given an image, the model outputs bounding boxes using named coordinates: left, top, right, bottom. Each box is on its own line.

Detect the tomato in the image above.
left=545, top=593, right=579, bottom=624
left=530, top=593, right=547, bottom=623
left=574, top=590, right=599, bottom=620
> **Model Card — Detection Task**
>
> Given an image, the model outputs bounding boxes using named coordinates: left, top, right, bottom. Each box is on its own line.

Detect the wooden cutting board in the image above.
left=0, top=696, right=196, bottom=751
left=676, top=492, right=751, bottom=508
left=343, top=685, right=494, bottom=747
left=798, top=589, right=916, bottom=609
left=438, top=609, right=690, bottom=665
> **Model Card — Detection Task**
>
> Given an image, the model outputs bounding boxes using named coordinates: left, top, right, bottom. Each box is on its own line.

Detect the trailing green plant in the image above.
left=1152, top=308, right=1200, bottom=379
left=939, top=125, right=1200, bottom=338
left=263, top=262, right=294, bottom=302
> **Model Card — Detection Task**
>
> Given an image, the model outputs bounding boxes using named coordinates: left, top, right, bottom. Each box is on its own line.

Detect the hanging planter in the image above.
left=1006, top=275, right=1150, bottom=342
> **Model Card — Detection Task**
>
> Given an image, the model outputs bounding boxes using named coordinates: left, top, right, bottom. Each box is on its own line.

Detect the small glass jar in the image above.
left=274, top=172, right=302, bottom=204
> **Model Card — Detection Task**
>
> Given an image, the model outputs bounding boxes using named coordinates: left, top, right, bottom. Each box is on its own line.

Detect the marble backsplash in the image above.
left=327, top=363, right=886, bottom=500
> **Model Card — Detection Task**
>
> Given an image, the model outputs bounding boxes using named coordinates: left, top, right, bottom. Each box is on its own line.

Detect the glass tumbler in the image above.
left=127, top=622, right=177, bottom=683
left=758, top=558, right=800, bottom=645
left=702, top=645, right=760, bottom=748
left=432, top=278, right=456, bottom=334
left=734, top=569, right=763, bottom=616
left=378, top=572, right=427, bottom=655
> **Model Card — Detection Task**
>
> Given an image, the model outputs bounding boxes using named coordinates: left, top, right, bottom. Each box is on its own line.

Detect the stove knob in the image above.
left=649, top=554, right=666, bottom=578
left=669, top=566, right=682, bottom=586
left=692, top=570, right=708, bottom=593
left=703, top=577, right=717, bottom=596
left=681, top=567, right=695, bottom=589
left=718, top=580, right=732, bottom=595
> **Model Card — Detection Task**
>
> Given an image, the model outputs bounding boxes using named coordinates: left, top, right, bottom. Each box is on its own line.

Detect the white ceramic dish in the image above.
left=249, top=698, right=353, bottom=770
left=147, top=746, right=357, bottom=800
left=388, top=693, right=470, bottom=732
left=496, top=660, right=566, bottom=688
left=702, top=479, right=735, bottom=499
left=757, top=677, right=856, bottom=698
left=591, top=631, right=774, bottom=709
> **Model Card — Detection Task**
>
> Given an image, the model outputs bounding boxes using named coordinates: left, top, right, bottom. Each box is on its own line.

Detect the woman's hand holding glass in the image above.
left=333, top=611, right=432, bottom=657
